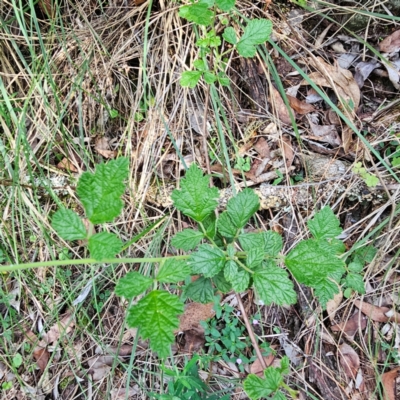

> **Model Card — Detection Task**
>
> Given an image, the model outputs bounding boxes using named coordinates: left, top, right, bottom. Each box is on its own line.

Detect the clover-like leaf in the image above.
left=183, top=277, right=214, bottom=303
left=126, top=290, right=184, bottom=358
left=157, top=259, right=191, bottom=283
left=226, top=188, right=259, bottom=229
left=307, top=206, right=342, bottom=240
left=179, top=3, right=213, bottom=26
left=223, top=26, right=237, bottom=44
left=77, top=157, right=128, bottom=224
left=236, top=19, right=273, bottom=58
left=253, top=263, right=296, bottom=305
left=180, top=71, right=202, bottom=88
left=52, top=208, right=87, bottom=240
left=285, top=239, right=345, bottom=286
left=171, top=164, right=219, bottom=222
left=88, top=232, right=122, bottom=260
left=115, top=271, right=153, bottom=298
left=189, top=244, right=226, bottom=277
left=171, top=229, right=204, bottom=251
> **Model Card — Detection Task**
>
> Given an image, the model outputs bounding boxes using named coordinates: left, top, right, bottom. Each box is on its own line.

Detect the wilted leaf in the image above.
left=326, top=290, right=343, bottom=322
left=331, top=310, right=367, bottom=338
left=381, top=366, right=400, bottom=400
left=379, top=30, right=400, bottom=53
left=308, top=121, right=341, bottom=147
left=250, top=355, right=275, bottom=377
left=270, top=86, right=292, bottom=125
left=339, top=342, right=360, bottom=381
left=354, top=300, right=400, bottom=323
left=95, top=136, right=117, bottom=159
left=287, top=94, right=315, bottom=114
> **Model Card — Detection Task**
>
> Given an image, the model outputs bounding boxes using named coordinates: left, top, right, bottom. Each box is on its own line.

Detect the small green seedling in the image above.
left=179, top=0, right=273, bottom=88
left=352, top=162, right=379, bottom=187
left=234, top=156, right=251, bottom=172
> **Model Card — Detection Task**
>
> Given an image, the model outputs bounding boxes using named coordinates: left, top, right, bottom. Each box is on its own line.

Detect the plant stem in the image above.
left=236, top=293, right=267, bottom=370
left=0, top=255, right=190, bottom=274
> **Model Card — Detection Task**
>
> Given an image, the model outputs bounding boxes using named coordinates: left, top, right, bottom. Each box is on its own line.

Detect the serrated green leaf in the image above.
left=216, top=0, right=235, bottom=11
left=203, top=72, right=217, bottom=84
left=307, top=206, right=342, bottom=240
left=88, top=232, right=122, bottom=260
left=354, top=246, right=377, bottom=263
left=189, top=244, right=226, bottom=277
left=230, top=269, right=250, bottom=292
left=236, top=19, right=273, bottom=58
left=127, top=290, right=184, bottom=358
left=239, top=232, right=265, bottom=252
left=212, top=271, right=232, bottom=293
left=217, top=211, right=237, bottom=238
left=171, top=164, right=219, bottom=222
left=279, top=356, right=290, bottom=375
left=285, top=239, right=345, bottom=286
left=226, top=188, right=259, bottom=229
left=222, top=27, right=237, bottom=44
left=52, top=208, right=87, bottom=240
left=313, top=278, right=340, bottom=309
left=264, top=231, right=283, bottom=256
left=345, top=273, right=365, bottom=294
left=197, top=31, right=221, bottom=48
left=179, top=3, right=213, bottom=26
left=157, top=259, right=191, bottom=283
left=271, top=391, right=287, bottom=400
left=328, top=238, right=346, bottom=254
left=171, top=229, right=204, bottom=251
left=193, top=59, right=206, bottom=71
left=348, top=261, right=363, bottom=273
left=224, top=259, right=239, bottom=281
left=77, top=157, right=128, bottom=224
left=244, top=366, right=282, bottom=400
left=115, top=271, right=153, bottom=298
left=254, top=264, right=297, bottom=305
left=180, top=71, right=202, bottom=88
left=183, top=277, right=214, bottom=303
left=203, top=213, right=217, bottom=238
left=217, top=73, right=230, bottom=86
left=246, top=247, right=265, bottom=269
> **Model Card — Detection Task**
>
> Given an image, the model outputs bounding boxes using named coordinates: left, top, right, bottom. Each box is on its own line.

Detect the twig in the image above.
left=236, top=293, right=267, bottom=370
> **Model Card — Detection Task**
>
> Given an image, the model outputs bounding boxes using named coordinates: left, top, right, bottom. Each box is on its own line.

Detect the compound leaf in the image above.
left=52, top=208, right=87, bottom=240
left=223, top=26, right=237, bottom=44
left=239, top=232, right=264, bottom=251
left=285, top=239, right=345, bottom=286
left=115, top=271, right=153, bottom=298
left=88, top=232, right=122, bottom=260
left=180, top=71, right=202, bottom=88
left=157, top=259, right=191, bottom=283
left=183, top=277, right=214, bottom=303
left=189, top=244, right=226, bottom=277
left=77, top=157, right=128, bottom=224
left=253, top=263, right=297, bottom=305
left=308, top=206, right=342, bottom=240
left=179, top=3, right=213, bottom=26
left=226, top=188, right=259, bottom=229
left=230, top=269, right=250, bottom=293
left=171, top=164, right=219, bottom=222
left=171, top=229, right=204, bottom=251
left=127, top=290, right=184, bottom=358
left=313, top=278, right=340, bottom=309
left=236, top=19, right=273, bottom=58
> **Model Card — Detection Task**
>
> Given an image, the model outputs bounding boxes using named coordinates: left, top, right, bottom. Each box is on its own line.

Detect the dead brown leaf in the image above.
left=354, top=300, right=400, bottom=323
left=342, top=126, right=353, bottom=154
left=380, top=30, right=400, bottom=53
left=33, top=347, right=50, bottom=373
left=42, top=313, right=75, bottom=344
left=287, top=94, right=315, bottom=114
left=338, top=342, right=360, bottom=381
left=308, top=121, right=342, bottom=147
left=254, top=137, right=270, bottom=158
left=182, top=326, right=206, bottom=354
left=382, top=367, right=400, bottom=400
left=95, top=136, right=117, bottom=159
left=249, top=355, right=275, bottom=377
left=281, top=135, right=294, bottom=167
left=331, top=310, right=367, bottom=338
left=326, top=290, right=343, bottom=322
left=56, top=157, right=79, bottom=172
left=270, top=85, right=292, bottom=125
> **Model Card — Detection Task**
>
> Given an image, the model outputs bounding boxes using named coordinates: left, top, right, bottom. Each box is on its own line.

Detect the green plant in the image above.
left=3, top=158, right=358, bottom=398
left=352, top=162, right=379, bottom=187
left=179, top=0, right=273, bottom=88
left=234, top=156, right=251, bottom=172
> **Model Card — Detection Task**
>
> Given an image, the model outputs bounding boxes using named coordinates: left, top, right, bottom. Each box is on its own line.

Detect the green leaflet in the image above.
left=313, top=278, right=340, bottom=309
left=171, top=164, right=219, bottom=222
left=180, top=71, right=202, bottom=88
left=216, top=0, right=235, bottom=11
left=171, top=229, right=204, bottom=251
left=285, top=239, right=345, bottom=286
left=344, top=273, right=365, bottom=294
left=183, top=277, right=214, bottom=303
left=217, top=211, right=238, bottom=238
left=244, top=366, right=283, bottom=399
left=115, top=271, right=153, bottom=298
left=239, top=231, right=282, bottom=256
left=230, top=269, right=250, bottom=293
left=212, top=271, right=232, bottom=293
left=236, top=19, right=273, bottom=58
left=223, top=27, right=237, bottom=44
left=308, top=206, right=342, bottom=240
left=76, top=157, right=128, bottom=224
left=88, top=232, right=122, bottom=260
left=226, top=188, right=259, bottom=229
left=253, top=263, right=297, bottom=306
left=157, top=259, right=191, bottom=283
left=52, top=208, right=87, bottom=241
left=179, top=3, right=213, bottom=26
left=224, top=259, right=238, bottom=281
left=189, top=244, right=226, bottom=278
left=246, top=247, right=264, bottom=269
left=126, top=290, right=184, bottom=358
